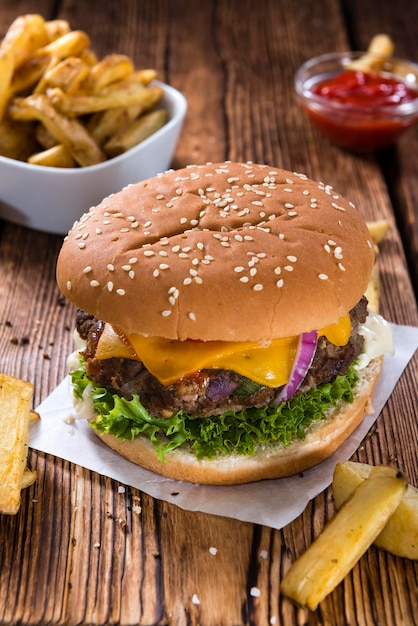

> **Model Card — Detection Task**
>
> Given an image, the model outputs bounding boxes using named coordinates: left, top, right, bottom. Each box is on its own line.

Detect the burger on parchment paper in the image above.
left=56, top=161, right=393, bottom=485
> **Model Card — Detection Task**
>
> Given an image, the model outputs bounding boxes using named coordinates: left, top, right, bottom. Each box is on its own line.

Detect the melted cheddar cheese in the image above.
left=94, top=315, right=351, bottom=388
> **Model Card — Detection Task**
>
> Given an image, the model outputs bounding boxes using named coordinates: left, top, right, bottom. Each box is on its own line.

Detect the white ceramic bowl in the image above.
left=0, top=82, right=187, bottom=235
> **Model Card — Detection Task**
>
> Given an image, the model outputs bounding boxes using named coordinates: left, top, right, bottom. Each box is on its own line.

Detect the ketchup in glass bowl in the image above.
left=295, top=51, right=418, bottom=152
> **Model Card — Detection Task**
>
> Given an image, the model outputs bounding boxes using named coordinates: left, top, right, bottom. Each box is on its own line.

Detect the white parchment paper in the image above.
left=30, top=323, right=418, bottom=530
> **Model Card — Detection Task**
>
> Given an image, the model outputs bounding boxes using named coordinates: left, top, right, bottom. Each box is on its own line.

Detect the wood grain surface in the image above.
left=0, top=1, right=417, bottom=625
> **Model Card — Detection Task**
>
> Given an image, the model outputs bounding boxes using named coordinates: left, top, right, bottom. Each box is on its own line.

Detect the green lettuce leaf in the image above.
left=70, top=361, right=359, bottom=461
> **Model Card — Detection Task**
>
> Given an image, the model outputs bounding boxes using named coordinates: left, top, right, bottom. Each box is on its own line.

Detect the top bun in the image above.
left=56, top=161, right=374, bottom=342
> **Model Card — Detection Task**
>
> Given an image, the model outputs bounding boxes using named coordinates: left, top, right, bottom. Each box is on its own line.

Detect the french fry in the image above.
left=367, top=219, right=390, bottom=245
left=21, top=468, right=37, bottom=489
left=28, top=143, right=76, bottom=168
left=333, top=461, right=418, bottom=560
left=280, top=466, right=407, bottom=610
left=0, top=51, right=14, bottom=120
left=0, top=14, right=48, bottom=68
left=365, top=220, right=389, bottom=313
left=10, top=50, right=51, bottom=95
left=365, top=258, right=380, bottom=313
left=90, top=53, right=135, bottom=92
left=348, top=34, right=395, bottom=72
left=48, top=82, right=164, bottom=116
left=35, top=122, right=58, bottom=149
left=40, top=56, right=90, bottom=94
left=104, top=108, right=167, bottom=156
left=9, top=93, right=106, bottom=166
left=0, top=374, right=35, bottom=515
left=40, top=29, right=90, bottom=61
left=44, top=19, right=71, bottom=42
left=128, top=68, right=158, bottom=86
left=88, top=104, right=143, bottom=145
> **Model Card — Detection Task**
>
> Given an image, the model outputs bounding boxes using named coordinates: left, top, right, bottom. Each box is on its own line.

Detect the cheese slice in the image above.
left=94, top=315, right=351, bottom=388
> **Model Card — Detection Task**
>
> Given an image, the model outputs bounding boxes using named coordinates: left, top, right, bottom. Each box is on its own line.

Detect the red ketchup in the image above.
left=306, top=69, right=418, bottom=151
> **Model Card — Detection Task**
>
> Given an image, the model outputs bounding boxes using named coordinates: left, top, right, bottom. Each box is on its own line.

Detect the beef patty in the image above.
left=75, top=297, right=368, bottom=418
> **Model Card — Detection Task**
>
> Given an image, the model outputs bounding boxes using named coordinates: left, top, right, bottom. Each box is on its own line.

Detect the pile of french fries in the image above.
left=281, top=220, right=418, bottom=608
left=0, top=14, right=167, bottom=167
left=0, top=373, right=37, bottom=515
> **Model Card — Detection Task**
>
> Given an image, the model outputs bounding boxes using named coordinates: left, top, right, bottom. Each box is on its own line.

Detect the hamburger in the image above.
left=56, top=161, right=392, bottom=485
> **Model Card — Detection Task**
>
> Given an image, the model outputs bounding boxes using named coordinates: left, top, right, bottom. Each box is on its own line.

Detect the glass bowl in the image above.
left=295, top=51, right=418, bottom=152
left=0, top=82, right=187, bottom=235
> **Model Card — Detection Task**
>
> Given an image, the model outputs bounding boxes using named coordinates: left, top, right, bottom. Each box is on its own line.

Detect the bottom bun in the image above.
left=94, top=358, right=383, bottom=485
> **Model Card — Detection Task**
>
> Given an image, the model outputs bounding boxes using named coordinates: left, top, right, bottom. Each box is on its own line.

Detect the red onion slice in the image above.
left=272, top=330, right=318, bottom=407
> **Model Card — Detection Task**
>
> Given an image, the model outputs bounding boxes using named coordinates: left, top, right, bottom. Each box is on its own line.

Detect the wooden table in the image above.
left=0, top=1, right=417, bottom=624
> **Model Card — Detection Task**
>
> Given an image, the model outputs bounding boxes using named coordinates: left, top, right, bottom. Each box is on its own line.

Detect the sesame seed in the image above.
left=234, top=266, right=245, bottom=273
left=129, top=257, right=138, bottom=264
left=144, top=250, right=155, bottom=257
left=83, top=266, right=92, bottom=273
left=189, top=312, right=196, bottom=321
left=183, top=277, right=193, bottom=285
left=122, top=265, right=131, bottom=271
left=95, top=228, right=102, bottom=235
left=66, top=281, right=71, bottom=291
left=159, top=263, right=169, bottom=270
left=78, top=242, right=86, bottom=249
left=90, top=280, right=100, bottom=287
left=129, top=270, right=135, bottom=279
left=107, top=264, right=115, bottom=271
left=194, top=276, right=203, bottom=284
left=162, top=310, right=171, bottom=317
left=338, top=263, right=346, bottom=271
left=240, top=276, right=249, bottom=283
left=253, top=284, right=263, bottom=291
left=274, top=267, right=281, bottom=275
left=107, top=281, right=113, bottom=291
left=318, top=273, right=328, bottom=280
left=276, top=279, right=284, bottom=288
left=284, top=265, right=294, bottom=272
left=250, top=268, right=257, bottom=277
left=153, top=269, right=160, bottom=277
left=180, top=217, right=188, bottom=224
left=287, top=255, right=297, bottom=262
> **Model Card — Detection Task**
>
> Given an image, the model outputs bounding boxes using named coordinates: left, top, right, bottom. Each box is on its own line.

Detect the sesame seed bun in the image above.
left=56, top=161, right=374, bottom=342
left=84, top=357, right=383, bottom=485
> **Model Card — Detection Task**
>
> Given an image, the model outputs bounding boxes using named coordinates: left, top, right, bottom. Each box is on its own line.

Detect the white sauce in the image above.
left=356, top=310, right=394, bottom=370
